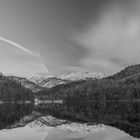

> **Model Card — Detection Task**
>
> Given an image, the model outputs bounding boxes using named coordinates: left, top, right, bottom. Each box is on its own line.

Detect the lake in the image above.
left=0, top=101, right=139, bottom=140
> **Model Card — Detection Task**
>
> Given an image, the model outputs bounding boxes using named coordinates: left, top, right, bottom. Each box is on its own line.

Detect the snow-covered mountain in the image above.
left=58, top=71, right=104, bottom=81
left=39, top=77, right=70, bottom=88
left=30, top=71, right=104, bottom=88
left=30, top=73, right=53, bottom=85
left=2, top=71, right=104, bottom=91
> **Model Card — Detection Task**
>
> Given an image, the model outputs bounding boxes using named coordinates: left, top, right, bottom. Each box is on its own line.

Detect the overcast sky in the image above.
left=0, top=0, right=140, bottom=77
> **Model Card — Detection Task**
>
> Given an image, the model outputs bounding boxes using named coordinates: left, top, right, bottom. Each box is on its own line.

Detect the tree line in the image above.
left=37, top=73, right=140, bottom=102
left=0, top=75, right=34, bottom=102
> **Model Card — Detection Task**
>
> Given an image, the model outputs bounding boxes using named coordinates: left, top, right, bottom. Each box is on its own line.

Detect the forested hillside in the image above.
left=0, top=74, right=34, bottom=102
left=7, top=76, right=42, bottom=92
left=107, top=64, right=140, bottom=80
left=37, top=64, right=140, bottom=101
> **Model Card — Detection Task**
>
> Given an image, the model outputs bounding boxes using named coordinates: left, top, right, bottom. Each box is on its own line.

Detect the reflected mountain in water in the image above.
left=28, top=115, right=107, bottom=134
left=0, top=101, right=140, bottom=138
left=35, top=101, right=140, bottom=138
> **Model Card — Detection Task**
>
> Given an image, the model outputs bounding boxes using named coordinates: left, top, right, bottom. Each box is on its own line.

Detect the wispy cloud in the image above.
left=0, top=36, right=37, bottom=56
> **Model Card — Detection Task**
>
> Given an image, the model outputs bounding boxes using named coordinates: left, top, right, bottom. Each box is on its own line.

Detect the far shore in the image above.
left=0, top=99, right=140, bottom=105
left=35, top=99, right=63, bottom=105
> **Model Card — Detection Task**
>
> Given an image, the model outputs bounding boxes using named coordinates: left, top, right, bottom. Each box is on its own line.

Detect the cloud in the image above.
left=0, top=36, right=37, bottom=55
left=73, top=0, right=140, bottom=74
left=2, top=0, right=140, bottom=75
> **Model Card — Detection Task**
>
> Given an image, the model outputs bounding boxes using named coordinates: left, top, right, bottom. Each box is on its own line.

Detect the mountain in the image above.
left=0, top=74, right=34, bottom=101
left=107, top=64, right=140, bottom=80
left=37, top=64, right=140, bottom=101
left=6, top=76, right=43, bottom=92
left=58, top=71, right=104, bottom=81
left=39, top=77, right=70, bottom=88
left=30, top=73, right=53, bottom=85
left=31, top=71, right=104, bottom=88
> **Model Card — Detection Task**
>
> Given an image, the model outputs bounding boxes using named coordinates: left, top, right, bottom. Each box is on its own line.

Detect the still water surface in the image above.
left=0, top=101, right=139, bottom=140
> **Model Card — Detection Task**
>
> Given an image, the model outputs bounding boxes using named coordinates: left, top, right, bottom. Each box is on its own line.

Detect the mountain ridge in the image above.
left=6, top=75, right=43, bottom=92
left=107, top=64, right=140, bottom=80
left=37, top=64, right=140, bottom=101
left=30, top=71, right=104, bottom=88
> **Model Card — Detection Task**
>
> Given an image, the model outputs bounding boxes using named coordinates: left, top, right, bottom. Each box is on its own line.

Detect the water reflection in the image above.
left=35, top=101, right=140, bottom=138
left=0, top=103, right=34, bottom=129
left=0, top=101, right=139, bottom=139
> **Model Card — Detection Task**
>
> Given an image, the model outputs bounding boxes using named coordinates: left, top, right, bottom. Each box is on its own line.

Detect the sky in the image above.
left=0, top=0, right=140, bottom=77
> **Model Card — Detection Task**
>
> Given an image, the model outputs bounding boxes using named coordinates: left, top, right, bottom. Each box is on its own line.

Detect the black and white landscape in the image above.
left=0, top=0, right=140, bottom=140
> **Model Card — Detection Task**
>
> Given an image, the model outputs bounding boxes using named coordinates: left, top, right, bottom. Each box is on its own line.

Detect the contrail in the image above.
left=0, top=36, right=36, bottom=55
